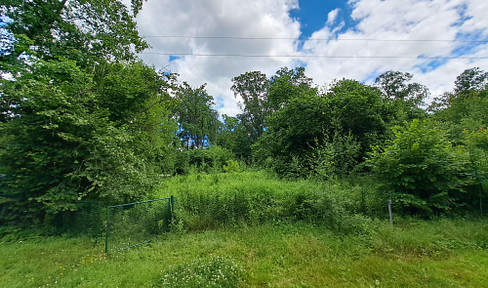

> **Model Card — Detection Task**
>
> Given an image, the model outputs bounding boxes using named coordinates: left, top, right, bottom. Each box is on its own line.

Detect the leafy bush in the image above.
left=369, top=119, right=471, bottom=216
left=223, top=160, right=241, bottom=173
left=156, top=256, right=241, bottom=288
left=308, top=132, right=362, bottom=179
left=254, top=79, right=389, bottom=177
left=174, top=146, right=235, bottom=174
left=0, top=60, right=177, bottom=228
left=463, top=127, right=488, bottom=213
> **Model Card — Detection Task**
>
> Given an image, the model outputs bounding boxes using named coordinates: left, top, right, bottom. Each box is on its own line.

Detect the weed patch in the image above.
left=156, top=256, right=241, bottom=288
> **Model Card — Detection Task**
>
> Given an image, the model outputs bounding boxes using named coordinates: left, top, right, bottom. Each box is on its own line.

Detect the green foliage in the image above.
left=268, top=66, right=315, bottom=111
left=93, top=62, right=169, bottom=124
left=326, top=79, right=389, bottom=150
left=375, top=71, right=429, bottom=129
left=156, top=256, right=241, bottom=288
left=216, top=115, right=253, bottom=158
left=174, top=83, right=219, bottom=149
left=426, top=69, right=488, bottom=213
left=464, top=128, right=488, bottom=175
left=223, top=160, right=241, bottom=173
left=374, top=70, right=429, bottom=107
left=0, top=0, right=179, bottom=229
left=1, top=60, right=101, bottom=223
left=454, top=67, right=488, bottom=94
left=255, top=79, right=388, bottom=177
left=174, top=146, right=236, bottom=174
left=231, top=71, right=270, bottom=142
left=0, top=59, right=177, bottom=226
left=463, top=127, right=488, bottom=211
left=369, top=119, right=471, bottom=216
left=1, top=0, right=148, bottom=67
left=229, top=67, right=316, bottom=160
left=252, top=90, right=324, bottom=175
left=431, top=89, right=488, bottom=144
left=308, top=132, right=362, bottom=179
left=159, top=172, right=376, bottom=234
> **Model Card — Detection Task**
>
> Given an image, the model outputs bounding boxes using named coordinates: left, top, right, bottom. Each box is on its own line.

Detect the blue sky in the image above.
left=290, top=0, right=354, bottom=39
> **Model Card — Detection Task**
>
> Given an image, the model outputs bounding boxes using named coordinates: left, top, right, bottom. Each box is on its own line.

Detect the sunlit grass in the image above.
left=1, top=218, right=488, bottom=287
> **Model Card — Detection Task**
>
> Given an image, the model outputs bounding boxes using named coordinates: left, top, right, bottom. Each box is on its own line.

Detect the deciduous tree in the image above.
left=174, top=83, right=218, bottom=149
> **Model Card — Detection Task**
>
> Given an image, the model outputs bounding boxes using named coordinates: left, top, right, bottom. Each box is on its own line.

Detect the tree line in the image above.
left=1, top=1, right=487, bottom=228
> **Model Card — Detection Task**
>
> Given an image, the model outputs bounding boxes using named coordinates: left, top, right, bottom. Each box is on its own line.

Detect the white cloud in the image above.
left=326, top=9, right=340, bottom=26
left=136, top=0, right=300, bottom=116
left=459, top=0, right=488, bottom=36
left=302, top=0, right=488, bottom=98
left=135, top=0, right=488, bottom=116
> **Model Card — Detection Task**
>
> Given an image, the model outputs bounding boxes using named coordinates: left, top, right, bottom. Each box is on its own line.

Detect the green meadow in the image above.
left=2, top=172, right=487, bottom=288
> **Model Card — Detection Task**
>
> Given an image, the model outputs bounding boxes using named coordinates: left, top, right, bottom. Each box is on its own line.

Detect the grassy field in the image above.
left=2, top=172, right=488, bottom=287
left=1, top=219, right=488, bottom=287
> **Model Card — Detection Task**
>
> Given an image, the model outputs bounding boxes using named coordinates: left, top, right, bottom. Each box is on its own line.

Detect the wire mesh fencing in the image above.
left=104, top=196, right=174, bottom=254
left=53, top=201, right=102, bottom=242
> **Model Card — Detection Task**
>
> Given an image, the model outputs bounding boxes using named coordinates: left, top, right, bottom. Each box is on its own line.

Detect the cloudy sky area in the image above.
left=134, top=0, right=488, bottom=116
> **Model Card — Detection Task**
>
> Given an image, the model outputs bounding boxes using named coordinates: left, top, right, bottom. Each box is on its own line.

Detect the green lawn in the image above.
left=1, top=219, right=487, bottom=287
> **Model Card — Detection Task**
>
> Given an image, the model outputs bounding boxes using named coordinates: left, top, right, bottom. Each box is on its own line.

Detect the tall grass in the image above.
left=156, top=171, right=384, bottom=233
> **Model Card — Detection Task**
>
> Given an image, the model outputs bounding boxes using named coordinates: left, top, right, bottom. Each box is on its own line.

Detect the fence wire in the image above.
left=105, top=196, right=174, bottom=254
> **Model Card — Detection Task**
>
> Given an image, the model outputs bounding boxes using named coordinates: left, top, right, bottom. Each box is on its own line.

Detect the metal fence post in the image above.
left=388, top=199, right=393, bottom=225
left=96, top=202, right=101, bottom=244
left=170, top=195, right=174, bottom=220
left=105, top=207, right=110, bottom=254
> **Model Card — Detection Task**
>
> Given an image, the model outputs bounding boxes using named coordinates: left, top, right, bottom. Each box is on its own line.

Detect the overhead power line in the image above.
left=141, top=35, right=488, bottom=43
left=139, top=52, right=488, bottom=60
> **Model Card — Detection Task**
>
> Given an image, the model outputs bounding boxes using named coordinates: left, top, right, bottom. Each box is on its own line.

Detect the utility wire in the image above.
left=141, top=35, right=488, bottom=43
left=139, top=52, right=488, bottom=60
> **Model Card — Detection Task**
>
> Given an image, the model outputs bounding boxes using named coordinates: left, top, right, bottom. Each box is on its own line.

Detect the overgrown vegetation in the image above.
left=157, top=171, right=379, bottom=233
left=1, top=0, right=487, bottom=225
left=1, top=1, right=488, bottom=286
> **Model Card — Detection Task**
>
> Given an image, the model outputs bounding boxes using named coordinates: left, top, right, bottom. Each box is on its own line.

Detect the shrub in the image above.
left=368, top=119, right=471, bottom=216
left=308, top=132, right=362, bottom=179
left=463, top=127, right=488, bottom=213
left=223, top=160, right=241, bottom=173
left=175, top=146, right=235, bottom=174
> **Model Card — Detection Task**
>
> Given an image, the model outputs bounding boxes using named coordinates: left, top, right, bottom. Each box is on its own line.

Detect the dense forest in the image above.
left=1, top=0, right=487, bottom=232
